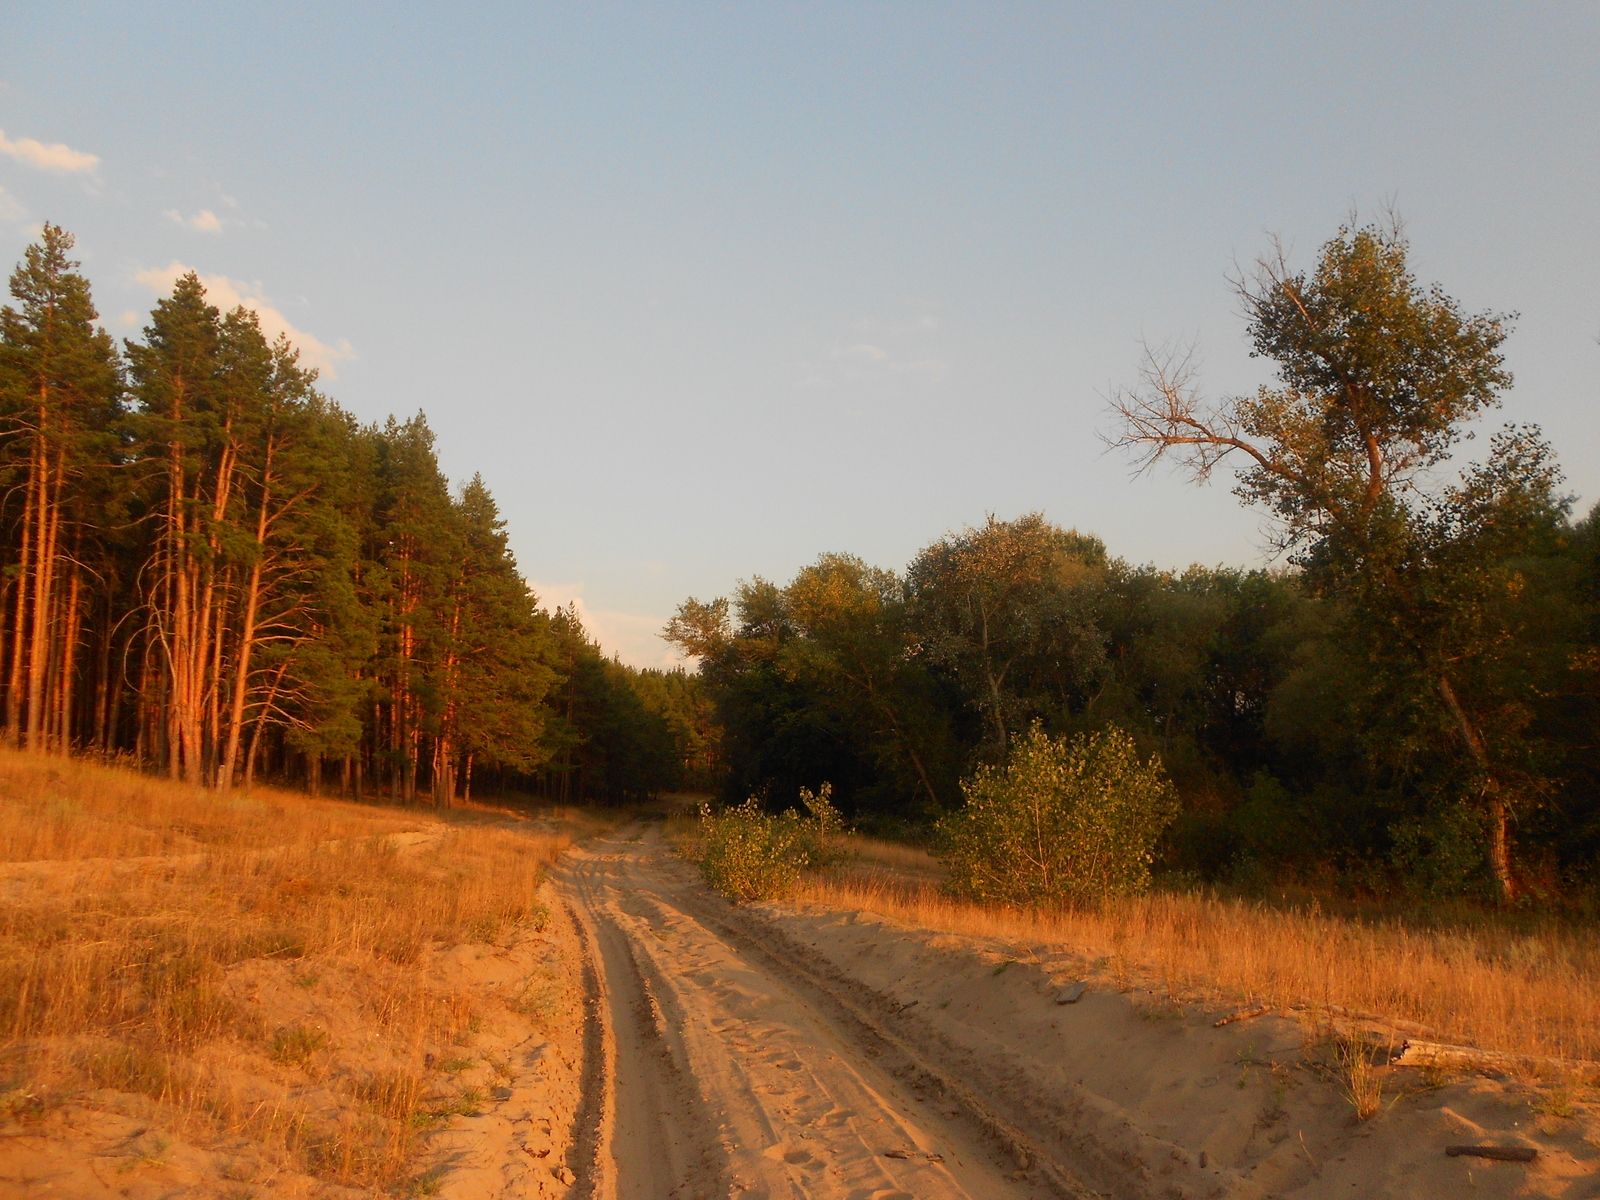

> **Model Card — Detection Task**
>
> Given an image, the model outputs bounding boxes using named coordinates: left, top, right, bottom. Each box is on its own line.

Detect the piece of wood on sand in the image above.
left=1214, top=1004, right=1271, bottom=1027
left=1445, top=1145, right=1537, bottom=1163
left=1394, top=1037, right=1600, bottom=1083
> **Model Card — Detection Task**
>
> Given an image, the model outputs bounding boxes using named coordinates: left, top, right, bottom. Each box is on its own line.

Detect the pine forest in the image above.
left=0, top=226, right=713, bottom=805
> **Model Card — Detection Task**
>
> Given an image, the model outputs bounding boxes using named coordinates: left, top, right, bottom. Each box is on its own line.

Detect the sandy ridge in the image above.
left=750, top=902, right=1600, bottom=1199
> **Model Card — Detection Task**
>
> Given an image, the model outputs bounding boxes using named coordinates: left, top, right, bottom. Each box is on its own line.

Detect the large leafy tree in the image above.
left=1110, top=221, right=1556, bottom=899
left=906, top=514, right=1107, bottom=762
left=779, top=554, right=956, bottom=812
left=667, top=578, right=873, bottom=809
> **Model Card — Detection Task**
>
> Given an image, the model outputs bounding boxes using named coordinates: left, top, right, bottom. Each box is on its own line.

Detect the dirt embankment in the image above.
left=557, top=823, right=1600, bottom=1200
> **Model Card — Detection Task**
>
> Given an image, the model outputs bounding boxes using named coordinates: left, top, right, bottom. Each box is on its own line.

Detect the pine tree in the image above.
left=0, top=225, right=123, bottom=754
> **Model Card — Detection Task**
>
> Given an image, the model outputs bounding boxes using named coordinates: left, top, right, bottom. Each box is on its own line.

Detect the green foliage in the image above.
left=1389, top=803, right=1494, bottom=898
left=540, top=606, right=683, bottom=803
left=908, top=515, right=1107, bottom=760
left=696, top=799, right=806, bottom=901
left=937, top=724, right=1179, bottom=904
left=695, top=783, right=845, bottom=902
left=797, top=781, right=846, bottom=857
left=11, top=221, right=1600, bottom=898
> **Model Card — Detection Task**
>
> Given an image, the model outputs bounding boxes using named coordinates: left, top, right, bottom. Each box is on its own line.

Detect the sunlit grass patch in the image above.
left=0, top=750, right=584, bottom=1189
left=794, top=858, right=1600, bottom=1068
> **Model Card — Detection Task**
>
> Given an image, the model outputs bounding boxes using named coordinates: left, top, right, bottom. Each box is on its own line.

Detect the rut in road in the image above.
left=551, top=823, right=1078, bottom=1200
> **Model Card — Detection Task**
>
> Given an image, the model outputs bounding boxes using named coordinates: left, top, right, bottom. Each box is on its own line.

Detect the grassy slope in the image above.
left=791, top=832, right=1600, bottom=1069
left=0, top=750, right=604, bottom=1192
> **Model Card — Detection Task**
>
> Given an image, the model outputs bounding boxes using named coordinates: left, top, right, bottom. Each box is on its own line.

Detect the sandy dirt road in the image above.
left=552, top=823, right=1056, bottom=1200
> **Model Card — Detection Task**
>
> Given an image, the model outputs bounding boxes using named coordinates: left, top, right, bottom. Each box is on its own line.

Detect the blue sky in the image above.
left=3, top=4, right=1597, bottom=665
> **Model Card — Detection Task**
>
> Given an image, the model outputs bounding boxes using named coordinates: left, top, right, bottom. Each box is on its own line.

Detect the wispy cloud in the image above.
left=852, top=313, right=941, bottom=336
left=840, top=343, right=890, bottom=362
left=0, top=185, right=24, bottom=222
left=0, top=128, right=98, bottom=173
left=530, top=580, right=686, bottom=670
left=796, top=305, right=950, bottom=390
left=163, top=208, right=223, bottom=233
left=133, top=261, right=355, bottom=379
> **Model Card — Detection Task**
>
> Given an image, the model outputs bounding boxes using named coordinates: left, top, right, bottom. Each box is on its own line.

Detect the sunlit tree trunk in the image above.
left=53, top=561, right=81, bottom=752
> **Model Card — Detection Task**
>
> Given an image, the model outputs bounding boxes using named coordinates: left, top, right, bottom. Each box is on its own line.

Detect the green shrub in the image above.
left=697, top=783, right=844, bottom=901
left=937, top=723, right=1179, bottom=904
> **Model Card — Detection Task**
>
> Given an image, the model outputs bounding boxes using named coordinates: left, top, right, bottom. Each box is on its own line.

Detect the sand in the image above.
left=6, top=817, right=1597, bottom=1198
left=556, top=823, right=1600, bottom=1199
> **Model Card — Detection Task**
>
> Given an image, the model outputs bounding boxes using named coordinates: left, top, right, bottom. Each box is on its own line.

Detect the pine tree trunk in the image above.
left=219, top=557, right=262, bottom=790
left=220, top=441, right=276, bottom=790
left=0, top=577, right=8, bottom=743
left=54, top=562, right=81, bottom=754
left=5, top=449, right=33, bottom=746
left=244, top=658, right=291, bottom=793
left=92, top=599, right=113, bottom=756
left=134, top=646, right=151, bottom=765
left=196, top=437, right=239, bottom=785
left=25, top=443, right=64, bottom=752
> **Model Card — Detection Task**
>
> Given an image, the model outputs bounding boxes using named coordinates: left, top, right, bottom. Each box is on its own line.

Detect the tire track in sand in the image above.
left=552, top=824, right=1056, bottom=1200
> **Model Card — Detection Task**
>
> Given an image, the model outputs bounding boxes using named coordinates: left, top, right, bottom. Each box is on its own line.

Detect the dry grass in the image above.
left=0, top=750, right=601, bottom=1189
left=798, top=835, right=1600, bottom=1070
left=1337, top=1036, right=1386, bottom=1121
left=836, top=832, right=946, bottom=879
left=0, top=747, right=438, bottom=862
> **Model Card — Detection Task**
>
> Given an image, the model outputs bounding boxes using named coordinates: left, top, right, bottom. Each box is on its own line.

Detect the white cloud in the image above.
left=0, top=128, right=98, bottom=173
left=0, top=185, right=24, bottom=222
left=797, top=307, right=950, bottom=390
left=840, top=343, right=889, bottom=361
left=133, top=261, right=355, bottom=379
left=116, top=310, right=139, bottom=327
left=530, top=581, right=686, bottom=670
left=164, top=208, right=223, bottom=233
left=852, top=313, right=940, bottom=335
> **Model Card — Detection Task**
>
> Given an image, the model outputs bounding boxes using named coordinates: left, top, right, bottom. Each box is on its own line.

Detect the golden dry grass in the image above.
left=0, top=750, right=604, bottom=1189
left=799, top=834, right=1600, bottom=1070
left=0, top=747, right=430, bottom=862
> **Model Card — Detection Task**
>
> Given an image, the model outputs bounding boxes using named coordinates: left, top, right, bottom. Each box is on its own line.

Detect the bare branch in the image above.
left=1102, top=339, right=1293, bottom=486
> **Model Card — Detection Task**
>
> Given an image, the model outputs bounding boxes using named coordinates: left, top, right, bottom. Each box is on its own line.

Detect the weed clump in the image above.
left=937, top=723, right=1178, bottom=905
left=697, top=784, right=844, bottom=901
left=268, top=1025, right=330, bottom=1066
left=1333, top=1035, right=1386, bottom=1121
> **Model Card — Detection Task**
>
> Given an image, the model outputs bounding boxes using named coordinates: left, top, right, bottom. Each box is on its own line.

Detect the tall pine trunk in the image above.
left=5, top=466, right=32, bottom=745
left=53, top=561, right=81, bottom=753
left=25, top=442, right=66, bottom=752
